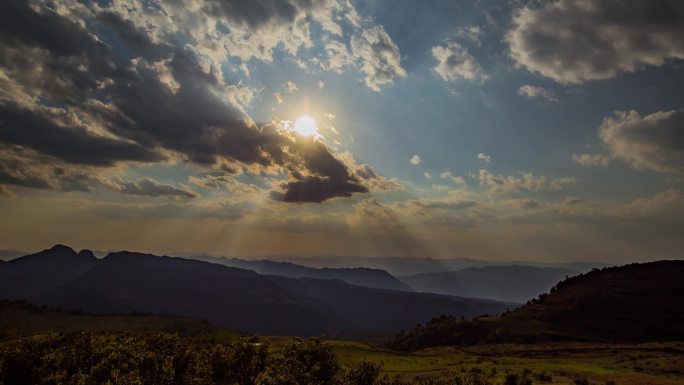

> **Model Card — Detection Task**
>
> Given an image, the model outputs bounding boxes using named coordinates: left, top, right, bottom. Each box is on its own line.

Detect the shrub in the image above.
left=342, top=361, right=381, bottom=385
left=503, top=373, right=532, bottom=385
left=256, top=337, right=339, bottom=385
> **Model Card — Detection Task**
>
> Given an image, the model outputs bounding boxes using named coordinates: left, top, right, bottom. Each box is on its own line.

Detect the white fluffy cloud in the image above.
left=351, top=26, right=407, bottom=91
left=477, top=153, right=492, bottom=163
left=507, top=0, right=684, bottom=84
left=599, top=109, right=684, bottom=173
left=432, top=41, right=486, bottom=82
left=409, top=155, right=422, bottom=165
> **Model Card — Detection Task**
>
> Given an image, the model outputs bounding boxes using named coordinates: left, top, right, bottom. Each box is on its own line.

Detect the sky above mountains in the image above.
left=1, top=0, right=683, bottom=262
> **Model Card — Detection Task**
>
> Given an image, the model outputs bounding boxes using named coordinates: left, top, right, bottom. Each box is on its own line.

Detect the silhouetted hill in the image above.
left=401, top=265, right=578, bottom=303
left=0, top=245, right=97, bottom=299
left=283, top=256, right=608, bottom=276
left=38, top=251, right=340, bottom=336
left=1, top=246, right=511, bottom=336
left=193, top=256, right=412, bottom=291
left=388, top=261, right=684, bottom=349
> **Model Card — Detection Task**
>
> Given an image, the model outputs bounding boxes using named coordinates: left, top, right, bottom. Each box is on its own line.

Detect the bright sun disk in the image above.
left=292, top=115, right=319, bottom=137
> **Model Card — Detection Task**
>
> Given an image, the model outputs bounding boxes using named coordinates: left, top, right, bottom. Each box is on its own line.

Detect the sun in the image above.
left=292, top=115, right=319, bottom=138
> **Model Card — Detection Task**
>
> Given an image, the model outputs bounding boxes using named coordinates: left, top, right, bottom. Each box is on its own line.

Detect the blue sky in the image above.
left=1, top=0, right=683, bottom=262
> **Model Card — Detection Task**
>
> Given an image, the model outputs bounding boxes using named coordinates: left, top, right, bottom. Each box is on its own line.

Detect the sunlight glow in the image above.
left=292, top=115, right=319, bottom=138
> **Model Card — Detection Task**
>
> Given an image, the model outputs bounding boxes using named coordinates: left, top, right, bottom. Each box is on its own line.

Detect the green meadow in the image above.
left=268, top=337, right=684, bottom=385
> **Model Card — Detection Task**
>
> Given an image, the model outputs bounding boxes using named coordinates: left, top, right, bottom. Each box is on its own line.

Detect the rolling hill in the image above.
left=0, top=245, right=511, bottom=336
left=401, top=265, right=579, bottom=303
left=388, top=261, right=684, bottom=349
left=192, top=255, right=412, bottom=291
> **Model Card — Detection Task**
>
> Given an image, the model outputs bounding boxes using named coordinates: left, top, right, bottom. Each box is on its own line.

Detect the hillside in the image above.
left=388, top=261, right=684, bottom=350
left=401, top=265, right=578, bottom=303
left=0, top=245, right=510, bottom=336
left=193, top=256, right=412, bottom=291
left=0, top=300, right=214, bottom=340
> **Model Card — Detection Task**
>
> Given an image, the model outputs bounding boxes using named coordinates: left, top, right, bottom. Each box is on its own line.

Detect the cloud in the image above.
left=323, top=40, right=355, bottom=73
left=91, top=199, right=248, bottom=220
left=572, top=153, right=611, bottom=167
left=119, top=178, right=197, bottom=198
left=274, top=92, right=284, bottom=104
left=0, top=103, right=162, bottom=167
left=562, top=196, right=584, bottom=206
left=283, top=80, right=298, bottom=93
left=516, top=85, right=558, bottom=102
left=188, top=174, right=261, bottom=195
left=599, top=109, right=684, bottom=173
left=507, top=0, right=684, bottom=84
left=424, top=172, right=432, bottom=179
left=351, top=26, right=406, bottom=91
left=439, top=170, right=465, bottom=185
left=0, top=0, right=370, bottom=203
left=499, top=198, right=541, bottom=209
left=432, top=41, right=486, bottom=82
left=271, top=176, right=368, bottom=203
left=456, top=26, right=483, bottom=46
left=477, top=153, right=492, bottom=163
left=337, top=151, right=403, bottom=192
left=409, top=155, right=422, bottom=165
left=478, top=169, right=575, bottom=194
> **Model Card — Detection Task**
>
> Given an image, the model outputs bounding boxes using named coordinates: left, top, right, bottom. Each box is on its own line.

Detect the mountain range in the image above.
left=0, top=245, right=510, bottom=336
left=401, top=265, right=578, bottom=303
left=280, top=256, right=608, bottom=276
left=189, top=255, right=412, bottom=292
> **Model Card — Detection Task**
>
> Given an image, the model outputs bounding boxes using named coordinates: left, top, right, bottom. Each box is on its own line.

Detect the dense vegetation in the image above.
left=0, top=331, right=514, bottom=385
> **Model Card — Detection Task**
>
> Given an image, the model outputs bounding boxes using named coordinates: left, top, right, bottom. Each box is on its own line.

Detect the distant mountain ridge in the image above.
left=0, top=245, right=511, bottom=336
left=279, top=256, right=609, bottom=276
left=191, top=255, right=412, bottom=292
left=389, top=260, right=684, bottom=349
left=401, top=265, right=579, bottom=303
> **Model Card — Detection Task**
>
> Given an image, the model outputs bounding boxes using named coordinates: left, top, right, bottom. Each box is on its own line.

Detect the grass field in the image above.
left=268, top=337, right=684, bottom=385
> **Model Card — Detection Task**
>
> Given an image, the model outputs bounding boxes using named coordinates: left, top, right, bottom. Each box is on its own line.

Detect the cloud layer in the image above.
left=0, top=0, right=370, bottom=202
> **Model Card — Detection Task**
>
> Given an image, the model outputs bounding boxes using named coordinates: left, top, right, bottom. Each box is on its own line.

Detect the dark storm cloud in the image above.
left=271, top=137, right=368, bottom=203
left=272, top=176, right=368, bottom=203
left=0, top=104, right=161, bottom=166
left=205, top=0, right=301, bottom=29
left=0, top=162, right=51, bottom=189
left=0, top=0, right=368, bottom=202
left=508, top=0, right=684, bottom=84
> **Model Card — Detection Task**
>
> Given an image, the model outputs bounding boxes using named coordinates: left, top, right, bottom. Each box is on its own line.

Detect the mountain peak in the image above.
left=48, top=244, right=76, bottom=254
left=77, top=249, right=96, bottom=259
